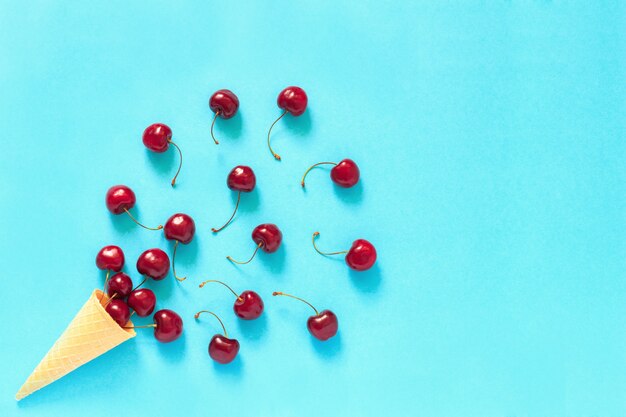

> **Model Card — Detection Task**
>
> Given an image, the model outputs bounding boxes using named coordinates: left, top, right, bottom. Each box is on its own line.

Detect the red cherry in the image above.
left=137, top=248, right=170, bottom=280
left=96, top=245, right=125, bottom=271
left=307, top=310, right=339, bottom=341
left=107, top=272, right=133, bottom=299
left=234, top=290, right=264, bottom=320
left=199, top=280, right=264, bottom=320
left=345, top=239, right=377, bottom=271
left=105, top=299, right=131, bottom=327
left=142, top=123, right=183, bottom=187
left=127, top=288, right=157, bottom=317
left=209, top=89, right=240, bottom=145
left=277, top=86, right=308, bottom=116
left=105, top=185, right=136, bottom=215
left=142, top=123, right=171, bottom=152
left=209, top=335, right=240, bottom=364
left=227, top=165, right=256, bottom=192
left=267, top=86, right=308, bottom=160
left=153, top=309, right=183, bottom=343
left=273, top=292, right=338, bottom=341
left=164, top=213, right=195, bottom=282
left=164, top=213, right=196, bottom=244
left=226, top=223, right=282, bottom=265
left=195, top=310, right=240, bottom=364
left=331, top=159, right=360, bottom=187
left=301, top=159, right=360, bottom=188
left=105, top=185, right=163, bottom=231
left=312, top=232, right=377, bottom=272
left=212, top=166, right=256, bottom=233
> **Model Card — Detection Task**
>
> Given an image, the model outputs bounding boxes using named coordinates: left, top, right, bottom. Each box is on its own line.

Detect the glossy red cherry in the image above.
left=107, top=272, right=133, bottom=299
left=164, top=213, right=196, bottom=282
left=195, top=310, right=240, bottom=364
left=209, top=89, right=240, bottom=144
left=153, top=309, right=183, bottom=343
left=278, top=86, right=308, bottom=116
left=199, top=280, right=264, bottom=320
left=96, top=245, right=125, bottom=272
left=227, top=165, right=256, bottom=192
left=127, top=288, right=157, bottom=317
left=105, top=185, right=136, bottom=215
left=345, top=239, right=377, bottom=271
left=273, top=292, right=338, bottom=341
left=307, top=311, right=339, bottom=341
left=137, top=248, right=170, bottom=280
left=105, top=299, right=131, bottom=327
left=227, top=223, right=282, bottom=265
left=312, top=232, right=377, bottom=271
left=142, top=123, right=183, bottom=187
left=267, top=86, right=308, bottom=160
left=105, top=185, right=163, bottom=231
left=301, top=159, right=360, bottom=188
left=212, top=166, right=256, bottom=233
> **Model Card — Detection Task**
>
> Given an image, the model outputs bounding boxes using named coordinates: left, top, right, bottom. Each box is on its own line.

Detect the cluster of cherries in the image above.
left=95, top=86, right=377, bottom=365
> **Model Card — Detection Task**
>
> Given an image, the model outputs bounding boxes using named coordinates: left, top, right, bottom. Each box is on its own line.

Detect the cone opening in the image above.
left=92, top=290, right=136, bottom=337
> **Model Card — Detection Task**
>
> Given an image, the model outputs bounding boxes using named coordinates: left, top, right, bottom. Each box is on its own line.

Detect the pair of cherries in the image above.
left=95, top=245, right=183, bottom=342
left=195, top=285, right=337, bottom=364
left=210, top=86, right=310, bottom=161
left=105, top=185, right=195, bottom=281
left=196, top=280, right=265, bottom=364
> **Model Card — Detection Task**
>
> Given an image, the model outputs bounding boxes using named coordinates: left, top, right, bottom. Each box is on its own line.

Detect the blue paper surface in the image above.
left=1, top=1, right=625, bottom=416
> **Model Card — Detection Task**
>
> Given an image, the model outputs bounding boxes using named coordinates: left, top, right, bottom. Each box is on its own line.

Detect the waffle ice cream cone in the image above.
left=15, top=289, right=135, bottom=401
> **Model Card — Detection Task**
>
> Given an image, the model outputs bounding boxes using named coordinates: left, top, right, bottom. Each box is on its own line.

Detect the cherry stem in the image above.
left=267, top=110, right=287, bottom=160
left=227, top=242, right=262, bottom=265
left=210, top=111, right=220, bottom=145
left=123, top=209, right=163, bottom=231
left=272, top=292, right=319, bottom=316
left=211, top=191, right=241, bottom=233
left=132, top=276, right=148, bottom=291
left=123, top=324, right=156, bottom=329
left=194, top=310, right=228, bottom=337
left=312, top=231, right=348, bottom=256
left=198, top=279, right=243, bottom=302
left=100, top=270, right=111, bottom=302
left=102, top=292, right=117, bottom=308
left=129, top=310, right=136, bottom=318
left=172, top=240, right=186, bottom=281
left=301, top=162, right=337, bottom=187
left=168, top=140, right=183, bottom=187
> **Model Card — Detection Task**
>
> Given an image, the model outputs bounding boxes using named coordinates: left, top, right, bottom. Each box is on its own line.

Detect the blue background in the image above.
left=1, top=1, right=625, bottom=416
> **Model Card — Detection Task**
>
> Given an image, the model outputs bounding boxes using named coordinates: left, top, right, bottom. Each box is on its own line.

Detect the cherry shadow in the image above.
left=213, top=354, right=244, bottom=376
left=333, top=180, right=364, bottom=205
left=236, top=188, right=261, bottom=214
left=156, top=330, right=187, bottom=363
left=236, top=313, right=268, bottom=344
left=310, top=332, right=342, bottom=359
left=283, top=109, right=312, bottom=136
left=258, top=243, right=286, bottom=274
left=214, top=111, right=243, bottom=141
left=348, top=263, right=382, bottom=293
left=146, top=146, right=176, bottom=179
left=167, top=237, right=199, bottom=291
